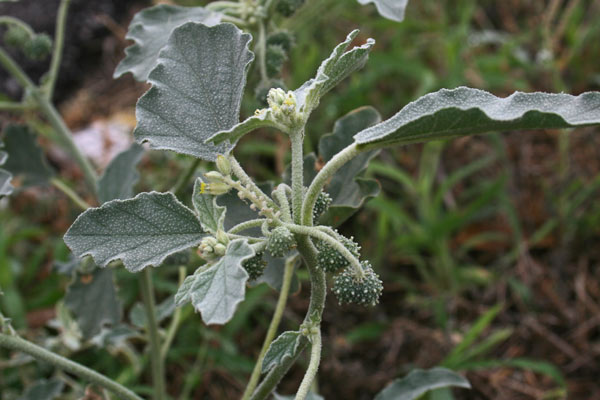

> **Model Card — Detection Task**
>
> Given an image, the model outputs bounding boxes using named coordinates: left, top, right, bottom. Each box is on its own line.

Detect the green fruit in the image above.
left=4, top=25, right=30, bottom=48
left=242, top=252, right=267, bottom=280
left=332, top=262, right=383, bottom=306
left=276, top=0, right=305, bottom=17
left=315, top=233, right=360, bottom=273
left=266, top=226, right=296, bottom=258
left=312, top=190, right=332, bottom=223
left=267, top=31, right=295, bottom=52
left=24, top=34, right=53, bottom=60
left=266, top=44, right=287, bottom=78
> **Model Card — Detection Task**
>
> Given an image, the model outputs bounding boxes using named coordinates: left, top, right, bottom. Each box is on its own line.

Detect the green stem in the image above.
left=294, top=329, right=321, bottom=400
left=0, top=46, right=98, bottom=196
left=241, top=256, right=297, bottom=400
left=0, top=101, right=34, bottom=112
left=301, top=143, right=360, bottom=226
left=290, top=130, right=304, bottom=224
left=139, top=269, right=166, bottom=400
left=228, top=154, right=276, bottom=208
left=0, top=16, right=35, bottom=36
left=0, top=333, right=143, bottom=400
left=229, top=218, right=267, bottom=234
left=273, top=184, right=293, bottom=223
left=51, top=177, right=91, bottom=210
left=172, top=158, right=202, bottom=198
left=257, top=20, right=269, bottom=83
left=160, top=267, right=186, bottom=362
left=46, top=0, right=71, bottom=100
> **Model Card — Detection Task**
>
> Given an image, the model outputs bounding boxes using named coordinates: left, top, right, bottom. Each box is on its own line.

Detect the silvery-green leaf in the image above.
left=18, top=379, right=64, bottom=400
left=134, top=23, right=254, bottom=161
left=319, top=106, right=381, bottom=226
left=114, top=4, right=221, bottom=81
left=192, top=177, right=226, bottom=234
left=175, top=239, right=253, bottom=325
left=98, top=143, right=144, bottom=204
left=274, top=392, right=323, bottom=400
left=207, top=109, right=283, bottom=146
left=262, top=330, right=304, bottom=373
left=129, top=296, right=175, bottom=329
left=251, top=252, right=300, bottom=293
left=64, top=192, right=205, bottom=272
left=64, top=268, right=122, bottom=339
left=374, top=368, right=471, bottom=400
left=357, top=0, right=408, bottom=22
left=295, top=30, right=375, bottom=115
left=2, top=124, right=54, bottom=186
left=354, top=87, right=600, bottom=149
left=0, top=168, right=12, bottom=196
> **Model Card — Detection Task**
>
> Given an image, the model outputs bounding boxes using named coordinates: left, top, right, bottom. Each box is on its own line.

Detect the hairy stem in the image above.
left=0, top=101, right=34, bottom=112
left=241, top=256, right=296, bottom=400
left=160, top=266, right=186, bottom=362
left=0, top=333, right=143, bottom=400
left=46, top=0, right=71, bottom=100
left=290, top=130, right=304, bottom=224
left=229, top=218, right=267, bottom=234
left=139, top=269, right=166, bottom=400
left=301, top=143, right=360, bottom=226
left=0, top=16, right=35, bottom=36
left=258, top=20, right=268, bottom=83
left=294, top=329, right=322, bottom=400
left=228, top=154, right=276, bottom=208
left=51, top=177, right=91, bottom=211
left=273, top=184, right=293, bottom=223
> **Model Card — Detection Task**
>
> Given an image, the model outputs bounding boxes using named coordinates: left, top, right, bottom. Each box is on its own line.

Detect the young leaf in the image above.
left=192, top=177, right=226, bottom=234
left=114, top=4, right=221, bottom=81
left=64, top=268, right=122, bottom=339
left=354, top=87, right=600, bottom=149
left=295, top=30, right=375, bottom=116
left=207, top=108, right=283, bottom=146
left=175, top=239, right=253, bottom=325
left=2, top=124, right=54, bottom=186
left=357, top=0, right=409, bottom=22
left=319, top=106, right=382, bottom=226
left=262, top=330, right=304, bottom=373
left=134, top=23, right=254, bottom=161
left=98, top=143, right=144, bottom=204
left=18, top=378, right=64, bottom=400
left=64, top=192, right=205, bottom=272
left=374, top=367, right=471, bottom=400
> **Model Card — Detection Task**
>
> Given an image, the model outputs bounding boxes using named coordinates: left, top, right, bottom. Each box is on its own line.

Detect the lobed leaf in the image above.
left=2, top=124, right=54, bottom=187
left=175, top=239, right=253, bottom=325
left=98, top=143, right=144, bottom=204
left=64, top=192, right=205, bottom=272
left=64, top=268, right=122, bottom=339
left=357, top=0, right=409, bottom=22
left=261, top=330, right=304, bottom=373
left=295, top=30, right=375, bottom=116
left=114, top=4, right=221, bottom=81
left=374, top=367, right=471, bottom=400
left=354, top=87, right=600, bottom=149
left=319, top=106, right=382, bottom=226
left=134, top=23, right=254, bottom=160
left=192, top=177, right=226, bottom=234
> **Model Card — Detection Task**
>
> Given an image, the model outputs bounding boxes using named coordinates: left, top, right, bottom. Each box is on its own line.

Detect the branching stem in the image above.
left=0, top=333, right=143, bottom=400
left=51, top=177, right=91, bottom=210
left=229, top=218, right=268, bottom=234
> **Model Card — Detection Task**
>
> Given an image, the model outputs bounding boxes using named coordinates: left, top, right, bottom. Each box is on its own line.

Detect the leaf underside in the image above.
left=354, top=87, right=600, bottom=148
left=262, top=331, right=304, bottom=374
left=64, top=192, right=205, bottom=272
left=374, top=367, right=471, bottom=400
left=98, top=143, right=144, bottom=204
left=192, top=177, right=226, bottom=234
left=357, top=0, right=409, bottom=22
left=114, top=4, right=221, bottom=81
left=134, top=22, right=254, bottom=161
left=175, top=239, right=253, bottom=325
left=65, top=268, right=122, bottom=339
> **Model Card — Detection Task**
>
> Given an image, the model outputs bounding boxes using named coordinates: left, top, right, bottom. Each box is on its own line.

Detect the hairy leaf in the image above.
left=262, top=330, right=304, bottom=373
left=358, top=0, right=409, bottom=22
left=0, top=146, right=12, bottom=196
left=374, top=368, right=471, bottom=400
left=134, top=23, right=254, bottom=161
left=295, top=30, right=375, bottom=115
left=64, top=268, right=122, bottom=339
left=114, top=4, right=221, bottom=81
left=2, top=124, right=54, bottom=186
left=207, top=108, right=283, bottom=146
left=64, top=192, right=205, bottom=272
left=192, top=177, right=226, bottom=234
left=175, top=239, right=253, bottom=325
left=98, top=143, right=144, bottom=204
left=18, top=379, right=64, bottom=400
left=319, top=106, right=381, bottom=226
left=354, top=87, right=600, bottom=149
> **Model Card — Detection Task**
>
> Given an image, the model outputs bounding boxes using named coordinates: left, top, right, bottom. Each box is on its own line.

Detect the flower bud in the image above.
left=214, top=243, right=227, bottom=256
left=206, top=182, right=231, bottom=195
left=216, top=229, right=229, bottom=245
left=216, top=155, right=231, bottom=176
left=267, top=88, right=287, bottom=109
left=204, top=171, right=225, bottom=183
